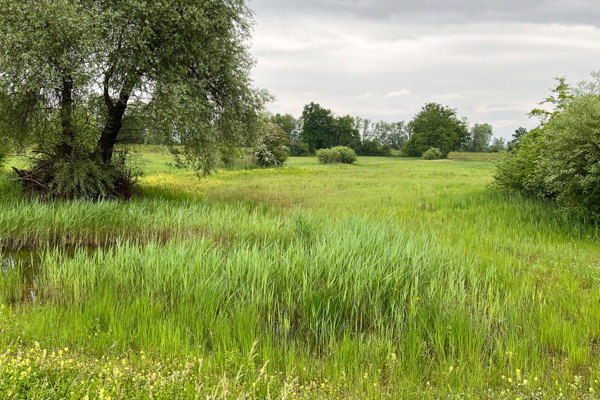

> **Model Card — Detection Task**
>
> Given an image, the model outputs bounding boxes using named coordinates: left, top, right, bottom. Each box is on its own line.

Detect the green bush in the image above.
left=316, top=146, right=357, bottom=164
left=255, top=120, right=290, bottom=167
left=422, top=147, right=444, bottom=160
left=335, top=146, right=357, bottom=164
left=494, top=94, right=600, bottom=219
left=316, top=148, right=336, bottom=164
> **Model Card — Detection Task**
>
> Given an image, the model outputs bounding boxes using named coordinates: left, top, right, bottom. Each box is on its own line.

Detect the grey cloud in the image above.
left=251, top=0, right=600, bottom=26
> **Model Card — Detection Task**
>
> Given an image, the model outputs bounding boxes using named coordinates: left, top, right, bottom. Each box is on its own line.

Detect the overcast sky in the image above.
left=248, top=0, right=600, bottom=138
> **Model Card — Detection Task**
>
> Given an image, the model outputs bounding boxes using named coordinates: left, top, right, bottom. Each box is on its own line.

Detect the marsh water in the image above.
left=0, top=249, right=43, bottom=303
left=0, top=247, right=96, bottom=304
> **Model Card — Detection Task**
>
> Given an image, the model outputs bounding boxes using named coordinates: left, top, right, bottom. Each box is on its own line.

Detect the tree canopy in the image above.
left=0, top=0, right=266, bottom=198
left=403, top=103, right=469, bottom=157
left=469, top=123, right=493, bottom=152
left=300, top=103, right=360, bottom=152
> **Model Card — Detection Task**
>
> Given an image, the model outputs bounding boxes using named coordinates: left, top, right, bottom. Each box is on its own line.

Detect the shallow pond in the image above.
left=0, top=247, right=96, bottom=305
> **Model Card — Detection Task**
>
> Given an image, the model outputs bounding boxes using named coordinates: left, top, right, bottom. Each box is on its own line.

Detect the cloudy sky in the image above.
left=248, top=0, right=600, bottom=138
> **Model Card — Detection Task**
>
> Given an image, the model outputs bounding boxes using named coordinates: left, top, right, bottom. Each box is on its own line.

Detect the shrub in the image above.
left=316, top=148, right=337, bottom=164
left=255, top=121, right=290, bottom=167
left=494, top=94, right=600, bottom=219
left=537, top=95, right=600, bottom=217
left=422, top=147, right=444, bottom=160
left=335, top=146, right=357, bottom=164
left=13, top=148, right=137, bottom=200
left=316, top=146, right=357, bottom=164
left=493, top=129, right=545, bottom=195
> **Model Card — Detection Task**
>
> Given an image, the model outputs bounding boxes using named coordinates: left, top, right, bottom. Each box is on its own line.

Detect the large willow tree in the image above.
left=0, top=0, right=266, bottom=198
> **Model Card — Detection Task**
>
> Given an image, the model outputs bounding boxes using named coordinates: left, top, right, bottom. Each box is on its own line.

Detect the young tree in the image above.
left=404, top=103, right=469, bottom=157
left=0, top=0, right=265, bottom=198
left=469, top=123, right=493, bottom=152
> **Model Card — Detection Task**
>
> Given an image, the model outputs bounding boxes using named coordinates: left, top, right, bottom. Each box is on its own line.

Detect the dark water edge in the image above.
left=0, top=246, right=97, bottom=305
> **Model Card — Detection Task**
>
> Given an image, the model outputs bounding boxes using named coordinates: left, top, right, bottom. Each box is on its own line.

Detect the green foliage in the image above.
left=316, top=148, right=337, bottom=164
left=369, top=121, right=408, bottom=149
left=422, top=147, right=444, bottom=160
left=508, top=127, right=528, bottom=151
left=358, top=139, right=392, bottom=156
left=255, top=120, right=290, bottom=167
left=529, top=77, right=575, bottom=124
left=270, top=113, right=298, bottom=137
left=495, top=92, right=600, bottom=219
left=404, top=103, right=469, bottom=157
left=468, top=123, right=493, bottom=152
left=488, top=137, right=506, bottom=153
left=117, top=101, right=149, bottom=145
left=316, top=146, right=357, bottom=164
left=0, top=145, right=6, bottom=169
left=301, top=103, right=360, bottom=152
left=289, top=137, right=311, bottom=156
left=15, top=150, right=138, bottom=200
left=336, top=146, right=358, bottom=164
left=334, top=115, right=361, bottom=149
left=301, top=103, right=336, bottom=152
left=494, top=129, right=545, bottom=195
left=537, top=95, right=600, bottom=218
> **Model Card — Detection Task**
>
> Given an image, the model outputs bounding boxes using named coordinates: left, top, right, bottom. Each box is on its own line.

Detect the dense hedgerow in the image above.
left=495, top=94, right=600, bottom=220
left=357, top=139, right=392, bottom=156
left=316, top=146, right=357, bottom=164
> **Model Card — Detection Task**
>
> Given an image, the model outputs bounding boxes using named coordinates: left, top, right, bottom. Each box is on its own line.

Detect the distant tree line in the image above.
left=268, top=102, right=509, bottom=158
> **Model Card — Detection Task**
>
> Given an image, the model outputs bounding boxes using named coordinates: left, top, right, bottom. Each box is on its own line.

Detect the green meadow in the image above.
left=1, top=150, right=599, bottom=399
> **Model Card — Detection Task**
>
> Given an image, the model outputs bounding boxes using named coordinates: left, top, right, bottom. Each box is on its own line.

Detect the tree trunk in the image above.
left=96, top=99, right=128, bottom=163
left=57, top=75, right=74, bottom=159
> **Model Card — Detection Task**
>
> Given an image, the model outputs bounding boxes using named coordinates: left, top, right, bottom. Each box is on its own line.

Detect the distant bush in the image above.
left=495, top=94, right=600, bottom=219
left=316, top=148, right=336, bottom=164
left=289, top=137, right=311, bottom=156
left=422, top=147, right=444, bottom=160
left=357, top=139, right=392, bottom=156
left=316, top=146, right=357, bottom=164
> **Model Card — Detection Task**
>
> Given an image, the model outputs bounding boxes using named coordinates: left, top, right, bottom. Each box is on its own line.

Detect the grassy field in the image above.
left=0, top=150, right=599, bottom=399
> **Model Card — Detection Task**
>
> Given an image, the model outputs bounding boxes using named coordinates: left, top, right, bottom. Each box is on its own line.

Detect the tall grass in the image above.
left=0, top=156, right=599, bottom=398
